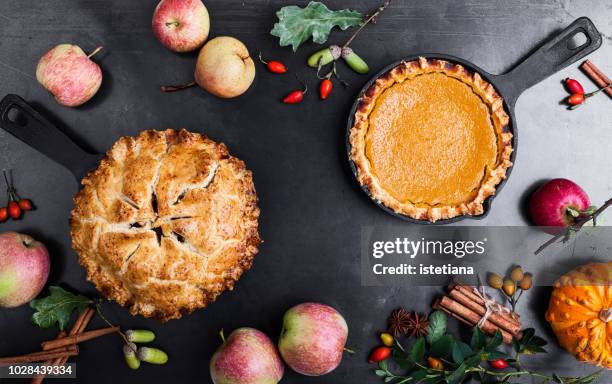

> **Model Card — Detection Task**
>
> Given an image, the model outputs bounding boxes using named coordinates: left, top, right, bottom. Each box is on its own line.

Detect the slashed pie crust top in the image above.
left=349, top=57, right=513, bottom=222
left=70, top=129, right=260, bottom=321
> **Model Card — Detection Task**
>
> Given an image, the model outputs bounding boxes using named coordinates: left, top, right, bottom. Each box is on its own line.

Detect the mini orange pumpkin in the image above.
left=545, top=261, right=611, bottom=368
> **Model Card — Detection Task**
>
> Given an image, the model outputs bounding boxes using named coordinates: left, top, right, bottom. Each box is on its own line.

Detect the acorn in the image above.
left=341, top=47, right=369, bottom=74
left=510, top=266, right=524, bottom=282
left=307, top=45, right=341, bottom=67
left=123, top=343, right=140, bottom=370
left=138, top=347, right=168, bottom=365
left=519, top=274, right=533, bottom=290
left=502, top=279, right=516, bottom=296
left=487, top=273, right=504, bottom=289
left=126, top=329, right=156, bottom=343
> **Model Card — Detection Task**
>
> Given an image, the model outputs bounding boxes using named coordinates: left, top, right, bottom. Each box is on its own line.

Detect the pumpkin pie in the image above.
left=349, top=57, right=513, bottom=222
left=70, top=129, right=260, bottom=321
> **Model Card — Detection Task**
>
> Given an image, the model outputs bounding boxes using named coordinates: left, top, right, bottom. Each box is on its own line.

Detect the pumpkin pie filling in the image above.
left=349, top=58, right=513, bottom=222
left=365, top=73, right=500, bottom=207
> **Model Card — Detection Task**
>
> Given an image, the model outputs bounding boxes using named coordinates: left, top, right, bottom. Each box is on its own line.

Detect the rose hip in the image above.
left=319, top=78, right=333, bottom=100
left=18, top=199, right=33, bottom=211
left=368, top=346, right=391, bottom=363
left=258, top=53, right=287, bottom=74
left=283, top=90, right=305, bottom=104
left=0, top=207, right=8, bottom=222
left=266, top=61, right=287, bottom=74
left=567, top=93, right=585, bottom=106
left=283, top=76, right=307, bottom=104
left=8, top=201, right=21, bottom=219
left=564, top=78, right=584, bottom=94
left=489, top=358, right=509, bottom=369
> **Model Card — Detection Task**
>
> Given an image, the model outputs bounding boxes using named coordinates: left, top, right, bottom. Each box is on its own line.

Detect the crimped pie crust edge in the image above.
left=349, top=57, right=513, bottom=222
left=70, top=129, right=261, bottom=321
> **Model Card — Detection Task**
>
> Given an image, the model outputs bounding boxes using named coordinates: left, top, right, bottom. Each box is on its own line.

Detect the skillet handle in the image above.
left=0, top=94, right=100, bottom=181
left=495, top=17, right=602, bottom=105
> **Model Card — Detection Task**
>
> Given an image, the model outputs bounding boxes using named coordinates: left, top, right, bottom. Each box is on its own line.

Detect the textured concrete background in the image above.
left=0, top=1, right=610, bottom=383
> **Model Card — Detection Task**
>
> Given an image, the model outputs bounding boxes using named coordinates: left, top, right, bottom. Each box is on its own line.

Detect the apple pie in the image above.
left=70, top=129, right=260, bottom=321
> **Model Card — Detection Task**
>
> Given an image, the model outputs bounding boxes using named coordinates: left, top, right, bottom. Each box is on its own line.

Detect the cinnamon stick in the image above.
left=0, top=349, right=78, bottom=364
left=33, top=307, right=95, bottom=384
left=448, top=288, right=522, bottom=336
left=39, top=308, right=95, bottom=353
left=449, top=282, right=521, bottom=324
left=434, top=296, right=514, bottom=343
left=580, top=60, right=612, bottom=98
left=41, top=327, right=118, bottom=351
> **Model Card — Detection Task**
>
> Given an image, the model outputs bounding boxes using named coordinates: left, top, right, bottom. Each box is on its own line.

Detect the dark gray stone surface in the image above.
left=0, top=1, right=610, bottom=382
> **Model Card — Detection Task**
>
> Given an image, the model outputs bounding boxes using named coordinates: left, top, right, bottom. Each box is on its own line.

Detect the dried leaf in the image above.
left=30, top=286, right=91, bottom=330
left=270, top=1, right=362, bottom=51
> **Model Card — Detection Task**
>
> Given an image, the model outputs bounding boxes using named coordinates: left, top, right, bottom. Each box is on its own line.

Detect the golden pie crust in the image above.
left=349, top=57, right=513, bottom=222
left=70, top=129, right=260, bottom=321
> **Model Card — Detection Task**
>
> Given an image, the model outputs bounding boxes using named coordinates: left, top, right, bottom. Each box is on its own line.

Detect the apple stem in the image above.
left=565, top=206, right=580, bottom=218
left=160, top=81, right=196, bottom=93
left=165, top=21, right=180, bottom=28
left=219, top=329, right=225, bottom=344
left=343, top=347, right=355, bottom=355
left=87, top=46, right=103, bottom=59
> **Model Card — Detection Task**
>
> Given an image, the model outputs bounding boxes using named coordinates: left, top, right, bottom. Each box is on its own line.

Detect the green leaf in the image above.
left=485, top=330, right=503, bottom=350
left=529, top=335, right=548, bottom=347
left=445, top=362, right=466, bottom=384
left=270, top=1, right=362, bottom=51
left=410, top=337, right=426, bottom=363
left=521, top=328, right=535, bottom=344
left=511, top=337, right=521, bottom=353
left=464, top=353, right=482, bottom=368
left=470, top=326, right=486, bottom=350
left=30, top=286, right=91, bottom=330
left=378, top=360, right=389, bottom=371
left=411, top=370, right=428, bottom=381
left=522, top=345, right=547, bottom=354
left=374, top=369, right=387, bottom=377
left=426, top=310, right=448, bottom=345
left=392, top=345, right=415, bottom=371
left=430, top=334, right=454, bottom=358
left=486, top=351, right=508, bottom=361
left=452, top=341, right=472, bottom=364
left=553, top=373, right=566, bottom=384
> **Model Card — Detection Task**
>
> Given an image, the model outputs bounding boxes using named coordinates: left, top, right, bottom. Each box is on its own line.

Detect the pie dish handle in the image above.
left=494, top=17, right=602, bottom=105
left=0, top=94, right=100, bottom=181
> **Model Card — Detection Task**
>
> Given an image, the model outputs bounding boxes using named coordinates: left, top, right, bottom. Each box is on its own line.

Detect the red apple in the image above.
left=36, top=44, right=103, bottom=107
left=0, top=232, right=50, bottom=307
left=278, top=302, right=348, bottom=376
left=529, top=178, right=591, bottom=234
left=152, top=0, right=210, bottom=53
left=210, top=328, right=284, bottom=384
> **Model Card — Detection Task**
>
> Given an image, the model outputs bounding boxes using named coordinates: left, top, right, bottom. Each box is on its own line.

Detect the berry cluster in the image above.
left=0, top=170, right=33, bottom=222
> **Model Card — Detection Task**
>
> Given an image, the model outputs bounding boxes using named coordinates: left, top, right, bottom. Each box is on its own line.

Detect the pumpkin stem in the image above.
left=600, top=308, right=612, bottom=322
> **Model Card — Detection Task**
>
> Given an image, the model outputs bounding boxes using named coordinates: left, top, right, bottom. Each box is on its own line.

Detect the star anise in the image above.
left=406, top=312, right=429, bottom=338
left=387, top=308, right=412, bottom=338
left=388, top=308, right=430, bottom=338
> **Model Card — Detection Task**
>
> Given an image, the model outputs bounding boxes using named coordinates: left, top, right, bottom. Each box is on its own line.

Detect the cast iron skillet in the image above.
left=346, top=17, right=602, bottom=224
left=0, top=95, right=101, bottom=182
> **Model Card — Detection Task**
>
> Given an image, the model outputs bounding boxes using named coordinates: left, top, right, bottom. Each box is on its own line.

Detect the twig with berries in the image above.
left=563, top=77, right=612, bottom=109
left=535, top=197, right=612, bottom=255
left=487, top=266, right=532, bottom=313
left=306, top=1, right=391, bottom=100
left=371, top=308, right=601, bottom=384
left=1, top=169, right=33, bottom=222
